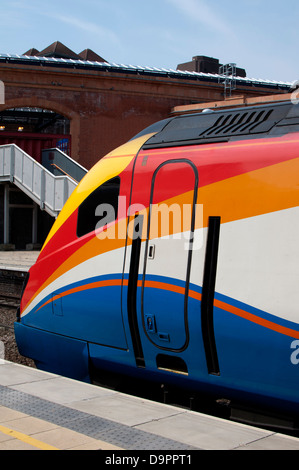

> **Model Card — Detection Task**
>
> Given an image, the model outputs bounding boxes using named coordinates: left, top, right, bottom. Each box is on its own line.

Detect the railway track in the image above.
left=0, top=269, right=34, bottom=367
left=0, top=273, right=22, bottom=330
left=0, top=293, right=21, bottom=310
left=0, top=295, right=20, bottom=331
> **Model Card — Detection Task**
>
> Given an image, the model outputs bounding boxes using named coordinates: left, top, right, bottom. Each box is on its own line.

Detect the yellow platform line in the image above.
left=0, top=424, right=59, bottom=450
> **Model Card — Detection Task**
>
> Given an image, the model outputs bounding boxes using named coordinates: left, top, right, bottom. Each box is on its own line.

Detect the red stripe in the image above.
left=140, top=134, right=299, bottom=188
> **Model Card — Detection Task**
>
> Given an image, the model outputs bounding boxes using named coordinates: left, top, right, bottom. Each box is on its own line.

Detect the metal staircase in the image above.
left=0, top=144, right=86, bottom=218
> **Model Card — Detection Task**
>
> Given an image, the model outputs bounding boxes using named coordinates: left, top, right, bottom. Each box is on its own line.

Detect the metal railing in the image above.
left=42, top=147, right=87, bottom=183
left=0, top=144, right=78, bottom=218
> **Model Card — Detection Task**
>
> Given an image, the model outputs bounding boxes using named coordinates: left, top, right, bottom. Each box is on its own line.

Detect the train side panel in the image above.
left=122, top=132, right=299, bottom=414
left=14, top=111, right=299, bottom=418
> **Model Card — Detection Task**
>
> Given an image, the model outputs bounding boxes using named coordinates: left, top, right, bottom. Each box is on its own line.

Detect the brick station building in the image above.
left=0, top=42, right=292, bottom=249
left=0, top=41, right=291, bottom=169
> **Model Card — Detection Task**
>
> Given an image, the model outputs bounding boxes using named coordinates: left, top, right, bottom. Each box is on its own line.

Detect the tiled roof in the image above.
left=36, top=41, right=80, bottom=60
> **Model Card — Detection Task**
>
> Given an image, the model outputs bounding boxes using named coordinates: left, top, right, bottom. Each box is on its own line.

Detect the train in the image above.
left=15, top=97, right=299, bottom=428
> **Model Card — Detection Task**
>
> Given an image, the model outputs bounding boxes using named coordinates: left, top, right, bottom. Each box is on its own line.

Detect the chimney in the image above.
left=177, top=55, right=246, bottom=77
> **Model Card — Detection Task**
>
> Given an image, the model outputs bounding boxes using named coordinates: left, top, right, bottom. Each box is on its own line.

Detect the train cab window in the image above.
left=77, top=176, right=120, bottom=237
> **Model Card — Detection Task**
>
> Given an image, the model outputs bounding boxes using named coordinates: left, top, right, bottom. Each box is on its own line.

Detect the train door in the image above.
left=123, top=153, right=199, bottom=367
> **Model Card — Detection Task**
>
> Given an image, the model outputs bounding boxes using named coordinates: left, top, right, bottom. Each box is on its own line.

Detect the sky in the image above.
left=0, top=0, right=298, bottom=84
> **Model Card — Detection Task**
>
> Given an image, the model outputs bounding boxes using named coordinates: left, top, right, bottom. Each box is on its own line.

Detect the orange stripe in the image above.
left=143, top=282, right=299, bottom=339
left=200, top=156, right=299, bottom=225
left=214, top=299, right=299, bottom=340
left=36, top=278, right=127, bottom=312
left=34, top=277, right=299, bottom=340
left=143, top=280, right=202, bottom=301
left=37, top=279, right=187, bottom=312
left=142, top=282, right=299, bottom=339
left=142, top=280, right=186, bottom=296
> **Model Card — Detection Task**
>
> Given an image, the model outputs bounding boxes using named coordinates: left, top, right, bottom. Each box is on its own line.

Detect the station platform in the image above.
left=0, top=250, right=39, bottom=273
left=1, top=361, right=299, bottom=451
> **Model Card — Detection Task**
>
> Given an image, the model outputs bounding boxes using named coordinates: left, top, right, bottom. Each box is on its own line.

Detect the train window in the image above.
left=77, top=176, right=120, bottom=237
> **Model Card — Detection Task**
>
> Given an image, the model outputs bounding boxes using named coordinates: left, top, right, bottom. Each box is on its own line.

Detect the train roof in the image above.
left=138, top=99, right=299, bottom=150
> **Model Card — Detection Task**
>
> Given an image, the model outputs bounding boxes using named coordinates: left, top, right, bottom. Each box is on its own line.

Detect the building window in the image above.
left=77, top=176, right=120, bottom=237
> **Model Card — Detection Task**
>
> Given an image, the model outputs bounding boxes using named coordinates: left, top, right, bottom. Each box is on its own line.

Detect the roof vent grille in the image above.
left=200, top=109, right=273, bottom=137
